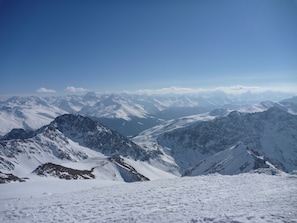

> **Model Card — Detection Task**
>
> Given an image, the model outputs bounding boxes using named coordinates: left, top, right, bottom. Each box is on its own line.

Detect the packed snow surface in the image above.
left=1, top=173, right=296, bottom=223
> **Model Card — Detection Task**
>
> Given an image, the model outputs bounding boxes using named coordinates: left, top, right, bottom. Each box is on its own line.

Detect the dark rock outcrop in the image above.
left=32, top=162, right=95, bottom=180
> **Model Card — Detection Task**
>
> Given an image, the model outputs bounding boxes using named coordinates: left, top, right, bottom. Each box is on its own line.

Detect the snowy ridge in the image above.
left=239, top=97, right=297, bottom=115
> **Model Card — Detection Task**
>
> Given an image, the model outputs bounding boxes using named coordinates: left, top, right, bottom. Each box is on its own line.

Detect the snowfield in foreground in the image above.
left=1, top=173, right=297, bottom=223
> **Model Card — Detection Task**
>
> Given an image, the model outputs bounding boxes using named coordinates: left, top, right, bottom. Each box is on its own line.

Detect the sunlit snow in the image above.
left=1, top=173, right=296, bottom=223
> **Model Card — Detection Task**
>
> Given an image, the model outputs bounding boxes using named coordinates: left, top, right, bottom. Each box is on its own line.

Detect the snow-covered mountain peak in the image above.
left=41, top=114, right=147, bottom=160
left=52, top=114, right=108, bottom=134
left=0, top=114, right=160, bottom=180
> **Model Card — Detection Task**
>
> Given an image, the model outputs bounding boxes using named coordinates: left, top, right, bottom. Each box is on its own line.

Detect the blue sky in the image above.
left=0, top=0, right=297, bottom=95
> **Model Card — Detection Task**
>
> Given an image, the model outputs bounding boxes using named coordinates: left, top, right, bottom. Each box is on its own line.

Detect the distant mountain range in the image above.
left=1, top=91, right=296, bottom=137
left=0, top=92, right=297, bottom=183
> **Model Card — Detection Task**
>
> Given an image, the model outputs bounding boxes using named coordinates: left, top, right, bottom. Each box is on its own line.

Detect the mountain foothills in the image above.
left=0, top=92, right=297, bottom=183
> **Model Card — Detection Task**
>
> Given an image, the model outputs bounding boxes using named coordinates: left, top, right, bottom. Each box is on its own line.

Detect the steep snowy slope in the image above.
left=157, top=107, right=297, bottom=173
left=0, top=124, right=100, bottom=176
left=184, top=142, right=280, bottom=176
left=132, top=112, right=224, bottom=175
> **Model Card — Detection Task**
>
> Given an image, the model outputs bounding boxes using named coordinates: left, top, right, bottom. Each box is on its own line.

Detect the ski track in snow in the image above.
left=1, top=173, right=297, bottom=223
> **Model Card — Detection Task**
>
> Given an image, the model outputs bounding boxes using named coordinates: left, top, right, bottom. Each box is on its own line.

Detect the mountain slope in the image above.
left=0, top=114, right=162, bottom=182
left=157, top=107, right=297, bottom=173
left=0, top=124, right=99, bottom=176
left=184, top=142, right=280, bottom=176
left=50, top=114, right=148, bottom=159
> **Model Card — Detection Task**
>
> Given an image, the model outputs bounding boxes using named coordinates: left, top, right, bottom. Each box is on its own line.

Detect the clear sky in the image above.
left=1, top=0, right=297, bottom=95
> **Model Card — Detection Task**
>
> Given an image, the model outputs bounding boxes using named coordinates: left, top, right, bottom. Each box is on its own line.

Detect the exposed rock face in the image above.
left=110, top=156, right=150, bottom=182
left=32, top=160, right=150, bottom=182
left=32, top=163, right=95, bottom=180
left=0, top=171, right=27, bottom=184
